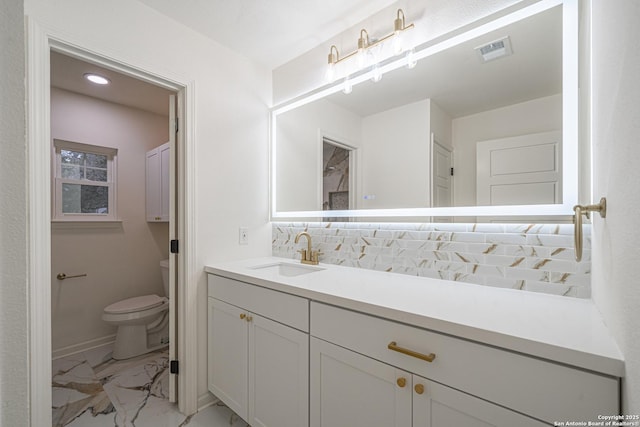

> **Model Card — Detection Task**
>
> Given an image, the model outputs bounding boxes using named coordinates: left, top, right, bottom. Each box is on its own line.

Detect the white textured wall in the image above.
left=451, top=94, right=562, bottom=207
left=590, top=0, right=640, bottom=413
left=361, top=99, right=431, bottom=208
left=429, top=100, right=452, bottom=149
left=0, top=0, right=29, bottom=424
left=26, top=0, right=272, bottom=406
left=50, top=88, right=169, bottom=352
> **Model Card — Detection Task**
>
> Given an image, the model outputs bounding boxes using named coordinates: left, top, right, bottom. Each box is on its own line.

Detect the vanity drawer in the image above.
left=311, top=302, right=618, bottom=424
left=208, top=274, right=309, bottom=332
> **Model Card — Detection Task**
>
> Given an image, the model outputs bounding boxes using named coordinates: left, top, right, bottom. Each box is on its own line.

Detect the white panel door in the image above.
left=476, top=130, right=561, bottom=206
left=431, top=138, right=453, bottom=208
left=168, top=93, right=177, bottom=402
left=249, top=314, right=309, bottom=427
left=208, top=299, right=249, bottom=420
left=412, top=377, right=546, bottom=427
left=310, top=337, right=411, bottom=427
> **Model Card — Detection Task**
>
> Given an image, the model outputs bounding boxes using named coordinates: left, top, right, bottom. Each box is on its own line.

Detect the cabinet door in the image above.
left=145, top=147, right=161, bottom=221
left=145, top=142, right=170, bottom=222
left=249, top=314, right=309, bottom=427
left=159, top=142, right=170, bottom=221
left=208, top=298, right=248, bottom=420
left=412, top=376, right=546, bottom=427
left=310, top=337, right=411, bottom=427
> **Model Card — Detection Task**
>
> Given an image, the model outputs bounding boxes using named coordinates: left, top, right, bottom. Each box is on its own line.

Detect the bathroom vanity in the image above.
left=206, top=258, right=622, bottom=427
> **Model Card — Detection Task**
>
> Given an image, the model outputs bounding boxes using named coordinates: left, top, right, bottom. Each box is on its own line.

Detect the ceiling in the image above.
left=136, top=0, right=399, bottom=69
left=50, top=2, right=561, bottom=121
left=50, top=52, right=174, bottom=116
left=50, top=0, right=399, bottom=116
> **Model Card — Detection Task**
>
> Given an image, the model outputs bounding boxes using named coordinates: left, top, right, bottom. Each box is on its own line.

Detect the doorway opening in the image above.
left=321, top=136, right=357, bottom=216
left=27, top=31, right=197, bottom=425
left=49, top=50, right=181, bottom=422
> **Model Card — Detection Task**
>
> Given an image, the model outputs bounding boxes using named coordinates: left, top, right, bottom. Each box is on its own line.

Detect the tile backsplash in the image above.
left=272, top=222, right=591, bottom=298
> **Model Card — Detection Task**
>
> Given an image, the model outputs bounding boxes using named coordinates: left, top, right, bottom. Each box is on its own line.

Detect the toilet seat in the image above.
left=104, top=295, right=167, bottom=314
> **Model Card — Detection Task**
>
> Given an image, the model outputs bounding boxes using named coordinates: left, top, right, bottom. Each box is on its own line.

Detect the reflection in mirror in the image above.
left=273, top=2, right=575, bottom=220
left=323, top=139, right=352, bottom=211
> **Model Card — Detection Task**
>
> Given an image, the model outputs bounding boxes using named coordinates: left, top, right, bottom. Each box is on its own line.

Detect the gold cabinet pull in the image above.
left=245, top=315, right=253, bottom=322
left=388, top=341, right=436, bottom=363
left=240, top=313, right=246, bottom=320
left=396, top=377, right=406, bottom=388
left=414, top=384, right=425, bottom=395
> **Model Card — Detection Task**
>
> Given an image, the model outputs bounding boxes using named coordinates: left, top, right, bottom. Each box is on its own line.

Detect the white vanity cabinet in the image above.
left=311, top=337, right=546, bottom=427
left=311, top=302, right=619, bottom=426
left=206, top=262, right=621, bottom=427
left=207, top=275, right=309, bottom=427
left=145, top=142, right=170, bottom=222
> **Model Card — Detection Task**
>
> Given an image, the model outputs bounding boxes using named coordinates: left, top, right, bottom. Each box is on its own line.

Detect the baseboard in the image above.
left=52, top=334, right=116, bottom=360
left=197, top=392, right=219, bottom=411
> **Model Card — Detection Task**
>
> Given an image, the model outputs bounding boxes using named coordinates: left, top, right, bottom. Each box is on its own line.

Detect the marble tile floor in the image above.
left=52, top=345, right=248, bottom=427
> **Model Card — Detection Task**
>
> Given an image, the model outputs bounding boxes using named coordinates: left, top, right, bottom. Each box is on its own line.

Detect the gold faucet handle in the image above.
left=310, top=250, right=324, bottom=263
left=297, top=249, right=307, bottom=260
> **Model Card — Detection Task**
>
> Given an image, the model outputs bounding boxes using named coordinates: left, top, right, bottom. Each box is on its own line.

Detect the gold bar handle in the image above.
left=388, top=341, right=436, bottom=363
left=56, top=273, right=87, bottom=280
left=573, top=197, right=606, bottom=262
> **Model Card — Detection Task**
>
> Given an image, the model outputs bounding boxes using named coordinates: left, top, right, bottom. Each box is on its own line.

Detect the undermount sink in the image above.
left=249, top=262, right=325, bottom=277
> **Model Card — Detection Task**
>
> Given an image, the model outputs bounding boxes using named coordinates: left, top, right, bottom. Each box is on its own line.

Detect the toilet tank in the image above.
left=160, top=259, right=170, bottom=296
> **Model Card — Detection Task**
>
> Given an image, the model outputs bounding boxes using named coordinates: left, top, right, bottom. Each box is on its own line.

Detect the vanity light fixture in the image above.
left=326, top=45, right=339, bottom=83
left=84, top=73, right=111, bottom=85
left=326, top=8, right=414, bottom=82
left=393, top=9, right=411, bottom=54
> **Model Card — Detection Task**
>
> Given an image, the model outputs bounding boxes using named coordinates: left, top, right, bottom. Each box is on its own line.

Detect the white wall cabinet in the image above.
left=208, top=276, right=309, bottom=427
left=145, top=141, right=170, bottom=222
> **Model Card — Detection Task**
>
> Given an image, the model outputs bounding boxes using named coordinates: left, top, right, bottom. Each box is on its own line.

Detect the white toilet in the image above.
left=103, top=259, right=170, bottom=360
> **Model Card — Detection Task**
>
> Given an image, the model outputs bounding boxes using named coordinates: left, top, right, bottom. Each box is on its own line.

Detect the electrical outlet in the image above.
left=239, top=227, right=249, bottom=245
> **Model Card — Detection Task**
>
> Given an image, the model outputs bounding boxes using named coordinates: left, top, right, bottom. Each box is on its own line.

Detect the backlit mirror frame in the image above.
left=270, top=0, right=578, bottom=221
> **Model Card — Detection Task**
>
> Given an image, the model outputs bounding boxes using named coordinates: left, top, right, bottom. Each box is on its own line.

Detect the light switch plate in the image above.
left=239, top=227, right=248, bottom=245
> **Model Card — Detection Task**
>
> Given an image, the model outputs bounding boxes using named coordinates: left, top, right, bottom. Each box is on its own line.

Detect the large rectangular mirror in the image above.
left=271, top=0, right=579, bottom=220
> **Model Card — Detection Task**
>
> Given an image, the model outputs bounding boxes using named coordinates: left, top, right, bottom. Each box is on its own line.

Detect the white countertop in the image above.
left=205, top=256, right=624, bottom=377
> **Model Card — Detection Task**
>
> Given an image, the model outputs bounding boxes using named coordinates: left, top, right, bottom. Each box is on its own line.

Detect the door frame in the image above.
left=26, top=19, right=198, bottom=425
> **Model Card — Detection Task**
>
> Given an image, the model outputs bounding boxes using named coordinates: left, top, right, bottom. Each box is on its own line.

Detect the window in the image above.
left=52, top=139, right=118, bottom=221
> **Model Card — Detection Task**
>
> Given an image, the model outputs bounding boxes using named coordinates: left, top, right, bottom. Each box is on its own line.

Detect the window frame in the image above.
left=52, top=139, right=119, bottom=222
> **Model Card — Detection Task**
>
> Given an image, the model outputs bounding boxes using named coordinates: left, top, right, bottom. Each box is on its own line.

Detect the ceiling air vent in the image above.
left=475, top=36, right=513, bottom=63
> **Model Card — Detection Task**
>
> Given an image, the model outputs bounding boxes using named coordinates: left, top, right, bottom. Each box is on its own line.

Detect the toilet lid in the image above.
left=104, top=295, right=167, bottom=314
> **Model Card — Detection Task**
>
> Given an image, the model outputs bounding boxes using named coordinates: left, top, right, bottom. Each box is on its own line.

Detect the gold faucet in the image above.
left=294, top=231, right=322, bottom=265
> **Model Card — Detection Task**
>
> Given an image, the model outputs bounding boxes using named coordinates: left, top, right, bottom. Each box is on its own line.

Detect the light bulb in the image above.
left=371, top=64, right=382, bottom=83
left=325, top=63, right=336, bottom=83
left=343, top=77, right=352, bottom=94
left=356, top=49, right=366, bottom=70
left=393, top=32, right=405, bottom=55
left=406, top=49, right=417, bottom=69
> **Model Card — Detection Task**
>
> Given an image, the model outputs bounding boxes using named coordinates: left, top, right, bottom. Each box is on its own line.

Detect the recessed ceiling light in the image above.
left=84, top=73, right=110, bottom=85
